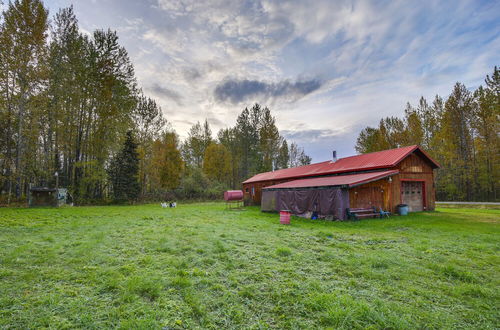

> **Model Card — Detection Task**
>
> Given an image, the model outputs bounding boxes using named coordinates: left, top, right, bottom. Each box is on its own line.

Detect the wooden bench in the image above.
left=346, top=207, right=380, bottom=220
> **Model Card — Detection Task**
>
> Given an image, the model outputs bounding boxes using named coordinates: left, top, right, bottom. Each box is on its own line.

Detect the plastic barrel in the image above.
left=280, top=210, right=291, bottom=224
left=397, top=204, right=409, bottom=216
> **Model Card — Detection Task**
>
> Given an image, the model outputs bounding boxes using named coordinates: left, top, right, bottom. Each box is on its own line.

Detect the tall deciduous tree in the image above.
left=132, top=94, right=166, bottom=196
left=203, top=143, right=231, bottom=185
left=46, top=6, right=87, bottom=191
left=0, top=0, right=312, bottom=203
left=0, top=0, right=49, bottom=198
left=217, top=127, right=240, bottom=188
left=438, top=83, right=475, bottom=200
left=182, top=120, right=212, bottom=168
left=152, top=131, right=183, bottom=191
left=289, top=142, right=311, bottom=167
left=472, top=67, right=499, bottom=201
left=404, top=103, right=424, bottom=146
left=355, top=68, right=499, bottom=202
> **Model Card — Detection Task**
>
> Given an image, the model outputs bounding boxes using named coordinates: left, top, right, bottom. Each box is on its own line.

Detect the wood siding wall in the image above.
left=391, top=152, right=436, bottom=212
left=243, top=151, right=437, bottom=212
left=349, top=179, right=391, bottom=211
left=242, top=179, right=290, bottom=205
left=351, top=154, right=436, bottom=213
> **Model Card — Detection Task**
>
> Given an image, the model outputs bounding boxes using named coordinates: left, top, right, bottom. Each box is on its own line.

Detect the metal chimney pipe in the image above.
left=332, top=150, right=337, bottom=162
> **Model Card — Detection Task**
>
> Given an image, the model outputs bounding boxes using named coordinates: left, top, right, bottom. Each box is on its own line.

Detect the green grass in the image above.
left=0, top=203, right=498, bottom=329
left=436, top=202, right=500, bottom=210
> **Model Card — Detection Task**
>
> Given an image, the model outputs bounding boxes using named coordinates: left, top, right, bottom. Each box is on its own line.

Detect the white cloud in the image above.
left=47, top=0, right=500, bottom=158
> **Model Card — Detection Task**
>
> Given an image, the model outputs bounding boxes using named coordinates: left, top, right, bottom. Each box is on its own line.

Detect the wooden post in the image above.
left=28, top=183, right=32, bottom=207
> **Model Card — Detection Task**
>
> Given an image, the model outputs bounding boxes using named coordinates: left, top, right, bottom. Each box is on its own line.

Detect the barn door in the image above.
left=401, top=181, right=423, bottom=212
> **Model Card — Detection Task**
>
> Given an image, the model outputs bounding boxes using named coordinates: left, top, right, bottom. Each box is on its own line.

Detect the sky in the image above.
left=40, top=0, right=499, bottom=162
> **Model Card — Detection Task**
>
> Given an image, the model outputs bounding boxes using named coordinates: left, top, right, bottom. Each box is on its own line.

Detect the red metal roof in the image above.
left=263, top=170, right=399, bottom=190
left=243, top=145, right=439, bottom=184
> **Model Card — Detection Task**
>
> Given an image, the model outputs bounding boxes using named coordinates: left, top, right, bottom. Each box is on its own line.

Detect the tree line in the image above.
left=0, top=0, right=311, bottom=204
left=355, top=67, right=499, bottom=202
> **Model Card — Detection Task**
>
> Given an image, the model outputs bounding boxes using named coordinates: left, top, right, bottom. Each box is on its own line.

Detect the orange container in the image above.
left=280, top=210, right=291, bottom=225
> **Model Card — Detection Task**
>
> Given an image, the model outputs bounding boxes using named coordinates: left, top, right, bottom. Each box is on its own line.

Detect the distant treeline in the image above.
left=356, top=67, right=499, bottom=202
left=0, top=0, right=311, bottom=204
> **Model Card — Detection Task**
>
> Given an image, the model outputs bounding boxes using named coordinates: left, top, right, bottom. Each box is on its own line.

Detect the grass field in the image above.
left=0, top=203, right=498, bottom=329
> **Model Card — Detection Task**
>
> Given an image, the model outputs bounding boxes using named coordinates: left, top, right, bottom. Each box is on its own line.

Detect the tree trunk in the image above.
left=15, top=89, right=26, bottom=199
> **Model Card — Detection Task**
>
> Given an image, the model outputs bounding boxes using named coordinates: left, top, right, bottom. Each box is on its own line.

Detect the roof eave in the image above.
left=264, top=184, right=349, bottom=191
left=243, top=166, right=396, bottom=184
left=263, top=170, right=399, bottom=190
left=348, top=170, right=399, bottom=188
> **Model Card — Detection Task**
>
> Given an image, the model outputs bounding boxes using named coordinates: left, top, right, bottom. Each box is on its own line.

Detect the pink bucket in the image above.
left=280, top=210, right=291, bottom=225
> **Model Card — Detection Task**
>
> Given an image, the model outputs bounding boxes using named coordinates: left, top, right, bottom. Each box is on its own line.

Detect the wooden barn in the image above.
left=242, top=145, right=440, bottom=219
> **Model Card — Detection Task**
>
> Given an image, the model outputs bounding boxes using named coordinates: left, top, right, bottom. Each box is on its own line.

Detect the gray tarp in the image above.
left=261, top=188, right=349, bottom=220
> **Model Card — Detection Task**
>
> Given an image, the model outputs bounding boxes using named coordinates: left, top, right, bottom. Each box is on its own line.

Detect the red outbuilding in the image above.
left=242, top=145, right=440, bottom=219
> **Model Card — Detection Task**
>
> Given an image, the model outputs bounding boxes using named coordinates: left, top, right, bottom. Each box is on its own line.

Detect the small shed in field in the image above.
left=242, top=145, right=440, bottom=219
left=29, top=187, right=68, bottom=207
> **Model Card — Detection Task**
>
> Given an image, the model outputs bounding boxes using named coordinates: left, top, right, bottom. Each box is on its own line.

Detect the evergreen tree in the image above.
left=108, top=131, right=140, bottom=202
left=234, top=107, right=255, bottom=179
left=276, top=139, right=289, bottom=169
left=235, top=103, right=262, bottom=178
left=202, top=119, right=213, bottom=153
left=355, top=127, right=380, bottom=153
left=259, top=107, right=280, bottom=172
left=428, top=95, right=445, bottom=153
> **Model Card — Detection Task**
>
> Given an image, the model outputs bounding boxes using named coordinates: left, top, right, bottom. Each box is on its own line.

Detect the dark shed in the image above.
left=28, top=187, right=68, bottom=207
left=261, top=171, right=398, bottom=220
left=262, top=188, right=349, bottom=220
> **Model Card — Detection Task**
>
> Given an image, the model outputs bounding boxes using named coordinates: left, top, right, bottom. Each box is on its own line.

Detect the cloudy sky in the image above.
left=43, top=0, right=499, bottom=161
